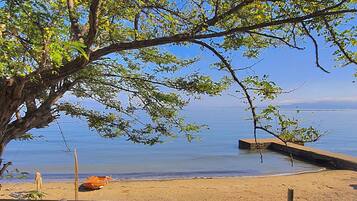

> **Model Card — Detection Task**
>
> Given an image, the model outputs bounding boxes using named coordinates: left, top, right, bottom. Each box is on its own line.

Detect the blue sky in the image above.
left=167, top=40, right=357, bottom=108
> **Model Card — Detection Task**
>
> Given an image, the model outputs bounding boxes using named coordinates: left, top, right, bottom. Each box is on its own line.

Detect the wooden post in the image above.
left=287, top=188, right=294, bottom=201
left=35, top=171, right=42, bottom=192
left=74, top=148, right=79, bottom=201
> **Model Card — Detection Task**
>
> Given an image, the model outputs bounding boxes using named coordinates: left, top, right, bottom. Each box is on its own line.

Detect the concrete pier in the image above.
left=239, top=138, right=357, bottom=171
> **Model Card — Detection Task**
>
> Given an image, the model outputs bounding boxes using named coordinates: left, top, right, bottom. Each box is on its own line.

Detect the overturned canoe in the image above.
left=82, top=176, right=112, bottom=190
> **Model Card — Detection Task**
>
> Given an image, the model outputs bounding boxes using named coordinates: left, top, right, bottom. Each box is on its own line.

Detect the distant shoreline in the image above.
left=280, top=108, right=357, bottom=111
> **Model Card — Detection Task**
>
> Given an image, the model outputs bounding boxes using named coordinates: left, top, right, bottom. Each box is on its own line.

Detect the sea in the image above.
left=2, top=107, right=357, bottom=181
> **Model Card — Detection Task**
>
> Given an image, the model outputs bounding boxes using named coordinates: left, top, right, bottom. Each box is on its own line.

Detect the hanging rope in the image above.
left=55, top=120, right=71, bottom=152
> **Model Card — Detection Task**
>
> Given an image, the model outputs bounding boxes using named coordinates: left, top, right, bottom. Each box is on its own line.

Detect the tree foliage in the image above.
left=0, top=0, right=356, bottom=157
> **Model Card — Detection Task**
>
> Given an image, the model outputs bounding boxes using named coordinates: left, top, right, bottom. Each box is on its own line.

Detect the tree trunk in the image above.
left=0, top=137, right=11, bottom=176
left=0, top=80, right=29, bottom=176
left=0, top=100, right=59, bottom=176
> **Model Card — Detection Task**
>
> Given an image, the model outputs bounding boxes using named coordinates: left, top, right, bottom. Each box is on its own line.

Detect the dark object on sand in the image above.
left=288, top=188, right=294, bottom=201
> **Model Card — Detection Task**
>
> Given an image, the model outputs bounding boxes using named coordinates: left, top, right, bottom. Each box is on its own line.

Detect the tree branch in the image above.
left=246, top=31, right=305, bottom=50
left=192, top=0, right=254, bottom=33
left=86, top=0, right=101, bottom=47
left=0, top=161, right=12, bottom=176
left=323, top=18, right=357, bottom=65
left=189, top=39, right=311, bottom=166
left=190, top=39, right=265, bottom=162
left=5, top=80, right=79, bottom=140
left=195, top=9, right=356, bottom=40
left=66, top=0, right=82, bottom=40
left=301, top=22, right=330, bottom=73
left=90, top=8, right=356, bottom=60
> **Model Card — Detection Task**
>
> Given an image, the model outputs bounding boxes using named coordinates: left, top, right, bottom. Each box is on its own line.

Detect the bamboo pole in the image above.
left=74, top=148, right=79, bottom=200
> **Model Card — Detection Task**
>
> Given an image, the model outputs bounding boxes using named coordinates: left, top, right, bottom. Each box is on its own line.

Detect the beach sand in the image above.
left=1, top=170, right=356, bottom=201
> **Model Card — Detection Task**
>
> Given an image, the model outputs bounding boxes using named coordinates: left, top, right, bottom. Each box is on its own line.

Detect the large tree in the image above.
left=0, top=0, right=356, bottom=172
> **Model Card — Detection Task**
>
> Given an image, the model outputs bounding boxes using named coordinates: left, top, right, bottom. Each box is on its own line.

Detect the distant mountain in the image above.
left=279, top=100, right=357, bottom=110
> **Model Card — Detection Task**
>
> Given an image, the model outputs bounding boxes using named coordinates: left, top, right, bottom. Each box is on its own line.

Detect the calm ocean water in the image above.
left=2, top=107, right=357, bottom=181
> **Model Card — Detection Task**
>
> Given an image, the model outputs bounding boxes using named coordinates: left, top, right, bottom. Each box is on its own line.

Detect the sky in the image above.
left=167, top=39, right=357, bottom=108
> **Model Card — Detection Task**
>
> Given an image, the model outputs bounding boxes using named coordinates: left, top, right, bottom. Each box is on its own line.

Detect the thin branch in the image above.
left=323, top=18, right=357, bottom=65
left=234, top=59, right=263, bottom=72
left=141, top=5, right=193, bottom=25
left=301, top=22, right=330, bottom=73
left=84, top=78, right=139, bottom=94
left=246, top=31, right=305, bottom=50
left=100, top=73, right=187, bottom=91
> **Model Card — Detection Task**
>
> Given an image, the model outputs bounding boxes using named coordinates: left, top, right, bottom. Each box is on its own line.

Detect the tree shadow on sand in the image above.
left=350, top=184, right=357, bottom=190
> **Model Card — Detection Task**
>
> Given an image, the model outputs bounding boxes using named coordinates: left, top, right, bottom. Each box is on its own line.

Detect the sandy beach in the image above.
left=0, top=170, right=356, bottom=201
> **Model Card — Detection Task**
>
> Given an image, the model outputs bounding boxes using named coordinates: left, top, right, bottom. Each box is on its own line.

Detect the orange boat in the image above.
left=82, top=176, right=112, bottom=190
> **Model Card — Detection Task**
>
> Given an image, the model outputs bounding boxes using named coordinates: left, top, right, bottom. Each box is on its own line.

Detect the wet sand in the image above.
left=1, top=170, right=356, bottom=201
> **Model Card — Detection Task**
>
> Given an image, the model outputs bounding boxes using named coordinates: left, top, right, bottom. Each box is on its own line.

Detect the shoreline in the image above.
left=1, top=169, right=356, bottom=200
left=0, top=167, right=326, bottom=183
